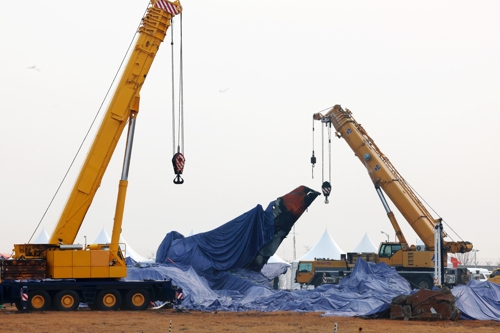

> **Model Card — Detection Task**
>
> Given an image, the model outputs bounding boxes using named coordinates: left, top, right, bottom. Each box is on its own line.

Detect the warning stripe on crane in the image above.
left=155, top=0, right=180, bottom=15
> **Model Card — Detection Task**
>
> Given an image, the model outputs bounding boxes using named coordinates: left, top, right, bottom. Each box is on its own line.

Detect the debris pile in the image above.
left=390, top=287, right=461, bottom=321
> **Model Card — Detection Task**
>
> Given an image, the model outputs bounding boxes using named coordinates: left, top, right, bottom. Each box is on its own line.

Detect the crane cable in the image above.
left=311, top=117, right=316, bottom=178
left=311, top=110, right=332, bottom=204
left=171, top=13, right=185, bottom=184
left=321, top=121, right=332, bottom=204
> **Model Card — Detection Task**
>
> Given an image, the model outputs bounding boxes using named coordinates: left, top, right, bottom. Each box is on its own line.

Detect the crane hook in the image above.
left=311, top=151, right=316, bottom=179
left=321, top=181, right=331, bottom=204
left=172, top=151, right=185, bottom=184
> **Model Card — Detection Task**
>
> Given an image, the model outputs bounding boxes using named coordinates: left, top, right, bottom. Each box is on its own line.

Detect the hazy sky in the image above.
left=1, top=1, right=499, bottom=265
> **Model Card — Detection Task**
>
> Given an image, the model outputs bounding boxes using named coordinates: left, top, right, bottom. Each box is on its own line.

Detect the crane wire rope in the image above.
left=406, top=182, right=465, bottom=243
left=320, top=120, right=332, bottom=203
left=321, top=123, right=325, bottom=184
left=170, top=17, right=176, bottom=154
left=170, top=14, right=185, bottom=184
left=178, top=13, right=185, bottom=154
left=311, top=117, right=316, bottom=178
left=170, top=14, right=185, bottom=153
left=26, top=6, right=149, bottom=244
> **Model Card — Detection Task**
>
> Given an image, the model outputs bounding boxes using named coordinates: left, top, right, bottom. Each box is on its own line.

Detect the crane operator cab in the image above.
left=379, top=243, right=402, bottom=258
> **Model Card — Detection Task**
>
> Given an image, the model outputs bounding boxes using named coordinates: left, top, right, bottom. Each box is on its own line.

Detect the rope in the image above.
left=170, top=19, right=176, bottom=154
left=321, top=123, right=325, bottom=183
left=171, top=14, right=184, bottom=155
left=178, top=13, right=184, bottom=154
left=328, top=122, right=332, bottom=184
left=311, top=117, right=315, bottom=178
left=320, top=122, right=332, bottom=183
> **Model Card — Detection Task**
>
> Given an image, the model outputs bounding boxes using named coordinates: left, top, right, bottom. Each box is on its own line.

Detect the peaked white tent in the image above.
left=264, top=254, right=291, bottom=290
left=92, top=228, right=153, bottom=264
left=297, top=229, right=345, bottom=261
left=290, top=229, right=345, bottom=289
left=268, top=254, right=290, bottom=265
left=32, top=227, right=50, bottom=243
left=352, top=232, right=378, bottom=253
left=93, top=228, right=111, bottom=244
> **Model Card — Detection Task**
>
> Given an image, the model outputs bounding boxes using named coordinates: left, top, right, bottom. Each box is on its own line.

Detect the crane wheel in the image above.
left=124, top=289, right=151, bottom=311
left=414, top=276, right=434, bottom=290
left=27, top=290, right=52, bottom=311
left=95, top=289, right=122, bottom=311
left=54, top=290, right=80, bottom=311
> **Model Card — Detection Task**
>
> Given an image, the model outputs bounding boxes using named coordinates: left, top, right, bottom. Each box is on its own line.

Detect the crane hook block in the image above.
left=321, top=181, right=331, bottom=204
left=172, top=152, right=185, bottom=185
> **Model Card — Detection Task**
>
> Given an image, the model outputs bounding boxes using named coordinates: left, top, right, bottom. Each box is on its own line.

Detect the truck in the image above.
left=299, top=104, right=473, bottom=289
left=295, top=253, right=472, bottom=289
left=1, top=0, right=184, bottom=311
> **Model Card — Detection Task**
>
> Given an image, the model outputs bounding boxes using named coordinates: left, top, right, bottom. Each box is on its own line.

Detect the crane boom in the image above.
left=314, top=105, right=472, bottom=254
left=49, top=1, right=182, bottom=245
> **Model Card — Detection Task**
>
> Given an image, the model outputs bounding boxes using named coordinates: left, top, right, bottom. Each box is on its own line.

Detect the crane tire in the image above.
left=53, top=290, right=80, bottom=311
left=123, top=289, right=151, bottom=311
left=95, top=289, right=122, bottom=311
left=27, top=290, right=52, bottom=311
left=414, top=276, right=434, bottom=290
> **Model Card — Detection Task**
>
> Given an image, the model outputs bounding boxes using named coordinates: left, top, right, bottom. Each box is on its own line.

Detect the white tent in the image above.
left=264, top=254, right=292, bottom=289
left=93, top=228, right=111, bottom=244
left=32, top=227, right=50, bottom=243
left=297, top=229, right=345, bottom=261
left=290, top=229, right=345, bottom=289
left=268, top=254, right=290, bottom=265
left=352, top=232, right=378, bottom=253
left=92, top=228, right=153, bottom=264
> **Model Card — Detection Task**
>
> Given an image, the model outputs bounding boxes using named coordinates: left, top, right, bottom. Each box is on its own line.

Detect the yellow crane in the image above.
left=312, top=104, right=472, bottom=288
left=2, top=1, right=183, bottom=311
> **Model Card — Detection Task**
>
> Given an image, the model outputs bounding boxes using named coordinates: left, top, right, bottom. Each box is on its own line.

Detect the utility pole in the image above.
left=293, top=225, right=296, bottom=261
left=473, top=249, right=479, bottom=268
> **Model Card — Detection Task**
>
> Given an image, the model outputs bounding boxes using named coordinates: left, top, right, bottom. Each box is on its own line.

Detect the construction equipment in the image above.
left=1, top=1, right=183, bottom=311
left=302, top=104, right=473, bottom=289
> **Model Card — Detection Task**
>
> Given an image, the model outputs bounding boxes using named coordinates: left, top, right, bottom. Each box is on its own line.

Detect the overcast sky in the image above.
left=1, top=1, right=499, bottom=265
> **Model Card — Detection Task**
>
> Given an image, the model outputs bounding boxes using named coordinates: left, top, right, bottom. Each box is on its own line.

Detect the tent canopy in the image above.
left=92, top=228, right=152, bottom=263
left=352, top=232, right=378, bottom=253
left=267, top=254, right=290, bottom=265
left=295, top=229, right=344, bottom=262
left=32, top=227, right=50, bottom=243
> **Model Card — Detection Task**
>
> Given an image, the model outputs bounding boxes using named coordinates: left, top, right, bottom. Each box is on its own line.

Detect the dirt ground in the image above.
left=1, top=305, right=499, bottom=333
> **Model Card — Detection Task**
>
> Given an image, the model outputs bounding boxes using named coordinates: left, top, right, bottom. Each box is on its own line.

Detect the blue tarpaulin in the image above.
left=127, top=256, right=500, bottom=319
left=125, top=188, right=414, bottom=316
left=452, top=280, right=500, bottom=321
left=126, top=258, right=412, bottom=315
left=155, top=203, right=275, bottom=273
left=125, top=186, right=500, bottom=319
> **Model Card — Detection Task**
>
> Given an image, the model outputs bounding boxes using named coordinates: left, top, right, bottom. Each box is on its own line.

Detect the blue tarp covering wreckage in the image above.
left=451, top=280, right=500, bottom=321
left=124, top=185, right=500, bottom=320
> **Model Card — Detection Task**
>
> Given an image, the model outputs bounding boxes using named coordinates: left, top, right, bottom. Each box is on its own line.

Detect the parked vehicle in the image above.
left=488, top=268, right=500, bottom=284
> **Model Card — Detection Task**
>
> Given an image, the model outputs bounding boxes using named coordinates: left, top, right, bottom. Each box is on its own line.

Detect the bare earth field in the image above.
left=1, top=305, right=499, bottom=333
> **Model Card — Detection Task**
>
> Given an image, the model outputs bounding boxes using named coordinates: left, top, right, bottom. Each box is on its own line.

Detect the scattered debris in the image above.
left=390, top=287, right=461, bottom=321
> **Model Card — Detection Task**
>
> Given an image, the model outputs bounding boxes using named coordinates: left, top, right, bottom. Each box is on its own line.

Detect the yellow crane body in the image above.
left=11, top=1, right=182, bottom=280
left=313, top=105, right=472, bottom=271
